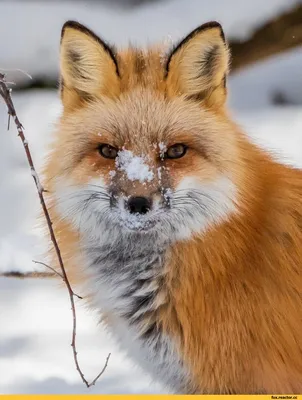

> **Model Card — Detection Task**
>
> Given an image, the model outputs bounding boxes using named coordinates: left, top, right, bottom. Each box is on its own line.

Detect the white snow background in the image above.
left=0, top=0, right=302, bottom=394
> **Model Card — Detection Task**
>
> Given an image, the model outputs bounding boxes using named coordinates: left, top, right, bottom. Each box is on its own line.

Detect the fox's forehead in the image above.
left=117, top=47, right=168, bottom=92
left=71, top=88, right=214, bottom=149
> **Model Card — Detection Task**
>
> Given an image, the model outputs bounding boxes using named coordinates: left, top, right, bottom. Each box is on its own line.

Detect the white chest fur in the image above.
left=82, top=232, right=191, bottom=393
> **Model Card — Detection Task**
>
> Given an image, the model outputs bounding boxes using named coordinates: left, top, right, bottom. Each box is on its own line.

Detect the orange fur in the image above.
left=43, top=20, right=302, bottom=393
left=162, top=147, right=302, bottom=392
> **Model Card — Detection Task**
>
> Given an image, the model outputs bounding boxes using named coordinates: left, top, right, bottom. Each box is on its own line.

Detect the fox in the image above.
left=43, top=20, right=302, bottom=394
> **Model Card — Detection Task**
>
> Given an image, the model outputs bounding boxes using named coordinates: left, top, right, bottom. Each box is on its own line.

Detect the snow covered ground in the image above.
left=0, top=277, right=164, bottom=394
left=1, top=0, right=302, bottom=394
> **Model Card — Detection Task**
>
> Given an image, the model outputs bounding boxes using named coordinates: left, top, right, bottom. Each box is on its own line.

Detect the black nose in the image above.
left=127, top=197, right=151, bottom=214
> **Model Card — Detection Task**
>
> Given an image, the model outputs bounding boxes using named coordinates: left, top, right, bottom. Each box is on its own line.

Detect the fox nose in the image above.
left=127, top=196, right=151, bottom=214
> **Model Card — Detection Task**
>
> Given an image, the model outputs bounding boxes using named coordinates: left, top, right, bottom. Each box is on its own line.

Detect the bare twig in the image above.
left=90, top=353, right=111, bottom=386
left=0, top=271, right=55, bottom=279
left=32, top=260, right=83, bottom=300
left=32, top=260, right=64, bottom=280
left=0, top=72, right=110, bottom=387
left=0, top=67, right=33, bottom=80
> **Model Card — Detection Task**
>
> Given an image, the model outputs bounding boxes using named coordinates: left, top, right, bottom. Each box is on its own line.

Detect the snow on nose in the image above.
left=115, top=149, right=154, bottom=183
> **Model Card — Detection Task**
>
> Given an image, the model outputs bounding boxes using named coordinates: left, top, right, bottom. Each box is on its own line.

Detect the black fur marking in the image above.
left=186, top=90, right=207, bottom=103
left=67, top=49, right=90, bottom=82
left=186, top=82, right=226, bottom=107
left=68, top=49, right=81, bottom=64
left=165, top=21, right=225, bottom=78
left=121, top=276, right=152, bottom=298
left=131, top=292, right=155, bottom=314
left=88, top=234, right=166, bottom=327
left=60, top=77, right=65, bottom=95
left=197, top=44, right=219, bottom=80
left=61, top=20, right=120, bottom=77
left=142, top=322, right=158, bottom=340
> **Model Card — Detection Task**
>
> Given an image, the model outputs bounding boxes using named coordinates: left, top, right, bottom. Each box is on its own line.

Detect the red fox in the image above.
left=43, top=20, right=302, bottom=393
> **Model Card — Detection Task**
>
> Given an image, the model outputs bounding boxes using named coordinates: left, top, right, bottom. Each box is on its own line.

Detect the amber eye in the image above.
left=165, top=144, right=187, bottom=159
left=98, top=144, right=118, bottom=159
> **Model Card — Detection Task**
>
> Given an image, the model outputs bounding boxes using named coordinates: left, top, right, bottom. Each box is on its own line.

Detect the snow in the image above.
left=116, top=149, right=154, bottom=183
left=1, top=0, right=302, bottom=394
left=234, top=107, right=302, bottom=169
left=119, top=210, right=151, bottom=230
left=158, top=142, right=167, bottom=160
left=0, top=91, right=61, bottom=273
left=157, top=167, right=162, bottom=182
left=31, top=168, right=44, bottom=194
left=109, top=170, right=116, bottom=179
left=0, top=0, right=300, bottom=85
left=0, top=277, right=164, bottom=394
left=229, top=48, right=302, bottom=109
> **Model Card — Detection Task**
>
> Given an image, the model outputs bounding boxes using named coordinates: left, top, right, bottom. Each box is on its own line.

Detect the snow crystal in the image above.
left=119, top=201, right=156, bottom=230
left=160, top=36, right=174, bottom=66
left=109, top=170, right=116, bottom=178
left=115, top=149, right=154, bottom=183
left=157, top=167, right=162, bottom=182
left=158, top=142, right=167, bottom=152
left=158, top=142, right=167, bottom=159
left=120, top=211, right=147, bottom=230
left=30, top=168, right=44, bottom=193
left=164, top=188, right=173, bottom=202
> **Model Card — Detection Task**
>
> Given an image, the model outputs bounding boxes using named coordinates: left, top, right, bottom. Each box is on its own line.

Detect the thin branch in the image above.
left=90, top=353, right=111, bottom=386
left=0, top=67, right=33, bottom=80
left=0, top=72, right=110, bottom=388
left=32, top=260, right=83, bottom=300
left=0, top=271, right=55, bottom=279
left=32, top=260, right=64, bottom=280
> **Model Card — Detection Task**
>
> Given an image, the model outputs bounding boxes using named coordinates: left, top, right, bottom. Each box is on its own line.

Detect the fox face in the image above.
left=52, top=21, right=238, bottom=243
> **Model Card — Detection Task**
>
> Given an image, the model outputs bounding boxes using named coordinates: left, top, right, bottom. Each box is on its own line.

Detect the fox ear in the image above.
left=60, top=21, right=120, bottom=110
left=165, top=22, right=230, bottom=108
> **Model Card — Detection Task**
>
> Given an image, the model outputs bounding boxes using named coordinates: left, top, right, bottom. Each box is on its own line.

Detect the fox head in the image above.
left=50, top=20, right=240, bottom=243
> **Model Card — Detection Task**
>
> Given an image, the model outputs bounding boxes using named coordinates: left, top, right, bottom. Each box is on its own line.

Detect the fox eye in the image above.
left=98, top=144, right=118, bottom=159
left=165, top=144, right=187, bottom=159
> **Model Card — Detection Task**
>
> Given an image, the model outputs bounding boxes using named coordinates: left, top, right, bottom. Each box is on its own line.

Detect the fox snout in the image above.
left=106, top=184, right=171, bottom=232
left=110, top=185, right=170, bottom=216
left=126, top=196, right=151, bottom=214
left=108, top=149, right=171, bottom=216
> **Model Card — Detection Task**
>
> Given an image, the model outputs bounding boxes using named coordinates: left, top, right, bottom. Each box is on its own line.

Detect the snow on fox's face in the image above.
left=54, top=90, right=237, bottom=241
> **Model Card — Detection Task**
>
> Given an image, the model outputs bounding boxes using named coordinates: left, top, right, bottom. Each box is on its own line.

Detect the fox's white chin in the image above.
left=117, top=212, right=159, bottom=232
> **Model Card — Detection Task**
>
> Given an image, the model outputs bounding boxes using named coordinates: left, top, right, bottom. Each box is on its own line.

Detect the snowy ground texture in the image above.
left=1, top=0, right=302, bottom=394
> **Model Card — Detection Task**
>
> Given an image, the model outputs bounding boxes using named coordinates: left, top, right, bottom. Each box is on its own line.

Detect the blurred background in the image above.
left=0, top=0, right=302, bottom=394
